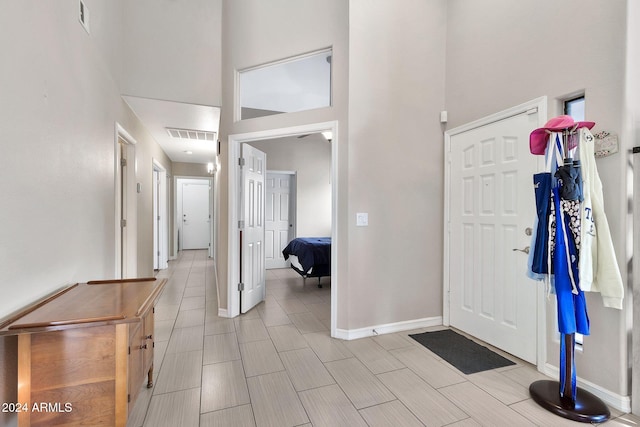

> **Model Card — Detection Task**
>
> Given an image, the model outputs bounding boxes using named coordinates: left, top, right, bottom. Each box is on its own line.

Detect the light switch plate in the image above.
left=356, top=212, right=368, bottom=226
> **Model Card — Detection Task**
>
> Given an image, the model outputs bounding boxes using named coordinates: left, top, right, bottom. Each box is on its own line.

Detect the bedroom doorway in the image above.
left=444, top=97, right=546, bottom=366
left=228, top=121, right=339, bottom=337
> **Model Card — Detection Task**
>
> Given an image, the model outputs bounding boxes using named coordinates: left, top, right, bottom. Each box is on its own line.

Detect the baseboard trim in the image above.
left=542, top=363, right=631, bottom=412
left=217, top=308, right=229, bottom=318
left=334, top=316, right=442, bottom=341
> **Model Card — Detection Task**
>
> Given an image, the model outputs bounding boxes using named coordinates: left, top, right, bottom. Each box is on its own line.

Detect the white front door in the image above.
left=182, top=182, right=210, bottom=250
left=241, top=144, right=266, bottom=313
left=448, top=109, right=539, bottom=364
left=265, top=172, right=294, bottom=269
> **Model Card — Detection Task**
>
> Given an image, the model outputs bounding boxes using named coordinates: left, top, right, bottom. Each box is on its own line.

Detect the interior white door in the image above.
left=182, top=182, right=210, bottom=250
left=153, top=170, right=159, bottom=269
left=118, top=138, right=127, bottom=278
left=265, top=172, right=294, bottom=269
left=241, top=144, right=266, bottom=313
left=633, top=147, right=640, bottom=412
left=116, top=136, right=137, bottom=279
left=448, top=111, right=539, bottom=364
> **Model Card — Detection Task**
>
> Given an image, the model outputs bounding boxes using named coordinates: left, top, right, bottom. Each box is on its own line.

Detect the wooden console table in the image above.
left=0, top=277, right=166, bottom=427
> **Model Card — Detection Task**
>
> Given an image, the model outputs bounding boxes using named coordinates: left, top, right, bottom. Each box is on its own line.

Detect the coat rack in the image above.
left=529, top=127, right=610, bottom=423
left=529, top=334, right=609, bottom=423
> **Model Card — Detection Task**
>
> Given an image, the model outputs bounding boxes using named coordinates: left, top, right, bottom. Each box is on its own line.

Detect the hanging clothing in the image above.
left=530, top=135, right=563, bottom=276
left=553, top=187, right=590, bottom=335
left=577, top=128, right=624, bottom=309
left=527, top=118, right=617, bottom=406
left=555, top=161, right=582, bottom=201
left=561, top=199, right=581, bottom=251
left=531, top=171, right=552, bottom=274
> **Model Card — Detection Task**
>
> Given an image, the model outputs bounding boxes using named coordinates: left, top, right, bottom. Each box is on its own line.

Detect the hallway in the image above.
left=127, top=250, right=638, bottom=426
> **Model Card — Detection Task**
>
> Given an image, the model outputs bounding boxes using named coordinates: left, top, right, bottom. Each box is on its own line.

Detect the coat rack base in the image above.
left=529, top=380, right=610, bottom=423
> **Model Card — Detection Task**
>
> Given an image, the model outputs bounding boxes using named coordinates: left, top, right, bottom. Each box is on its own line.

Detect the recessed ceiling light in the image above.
left=321, top=131, right=333, bottom=141
left=184, top=150, right=193, bottom=155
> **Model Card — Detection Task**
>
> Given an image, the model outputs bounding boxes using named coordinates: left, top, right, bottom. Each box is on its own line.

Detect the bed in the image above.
left=282, top=237, right=331, bottom=287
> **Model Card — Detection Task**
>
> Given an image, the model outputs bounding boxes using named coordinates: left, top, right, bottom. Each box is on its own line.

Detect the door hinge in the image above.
left=128, top=394, right=131, bottom=403
left=128, top=346, right=130, bottom=355
left=121, top=158, right=127, bottom=167
left=633, top=146, right=640, bottom=154
left=238, top=220, right=244, bottom=229
left=121, top=219, right=127, bottom=228
left=238, top=157, right=246, bottom=167
left=238, top=283, right=244, bottom=291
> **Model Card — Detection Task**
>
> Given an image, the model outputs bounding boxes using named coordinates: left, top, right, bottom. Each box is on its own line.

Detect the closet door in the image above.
left=265, top=172, right=294, bottom=269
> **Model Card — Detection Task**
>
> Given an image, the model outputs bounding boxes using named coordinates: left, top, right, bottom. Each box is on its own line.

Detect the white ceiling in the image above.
left=123, top=95, right=221, bottom=164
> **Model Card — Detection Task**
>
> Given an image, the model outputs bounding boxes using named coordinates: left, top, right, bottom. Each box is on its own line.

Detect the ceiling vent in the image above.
left=166, top=127, right=216, bottom=141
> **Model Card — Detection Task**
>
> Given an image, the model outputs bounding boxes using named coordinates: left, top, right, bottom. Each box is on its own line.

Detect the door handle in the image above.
left=512, top=246, right=530, bottom=254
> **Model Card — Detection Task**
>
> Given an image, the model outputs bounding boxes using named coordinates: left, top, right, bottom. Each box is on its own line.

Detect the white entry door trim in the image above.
left=227, top=121, right=339, bottom=338
left=114, top=123, right=137, bottom=279
left=153, top=159, right=169, bottom=270
left=443, top=97, right=547, bottom=370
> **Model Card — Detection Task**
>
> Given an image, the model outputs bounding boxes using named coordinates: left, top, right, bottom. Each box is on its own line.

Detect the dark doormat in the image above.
left=409, top=329, right=516, bottom=375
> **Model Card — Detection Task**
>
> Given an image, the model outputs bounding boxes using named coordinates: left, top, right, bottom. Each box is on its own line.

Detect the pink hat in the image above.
left=529, top=115, right=595, bottom=155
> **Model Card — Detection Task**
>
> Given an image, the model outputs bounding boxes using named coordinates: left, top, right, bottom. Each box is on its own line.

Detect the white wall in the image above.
left=218, top=0, right=448, bottom=332
left=0, top=2, right=172, bottom=423
left=346, top=0, right=448, bottom=328
left=445, top=0, right=630, bottom=400
left=0, top=0, right=171, bottom=314
left=217, top=0, right=349, bottom=313
left=122, top=0, right=223, bottom=107
left=251, top=134, right=332, bottom=237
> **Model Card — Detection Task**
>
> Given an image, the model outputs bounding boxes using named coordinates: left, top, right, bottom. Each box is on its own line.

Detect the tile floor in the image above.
left=127, top=250, right=640, bottom=426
